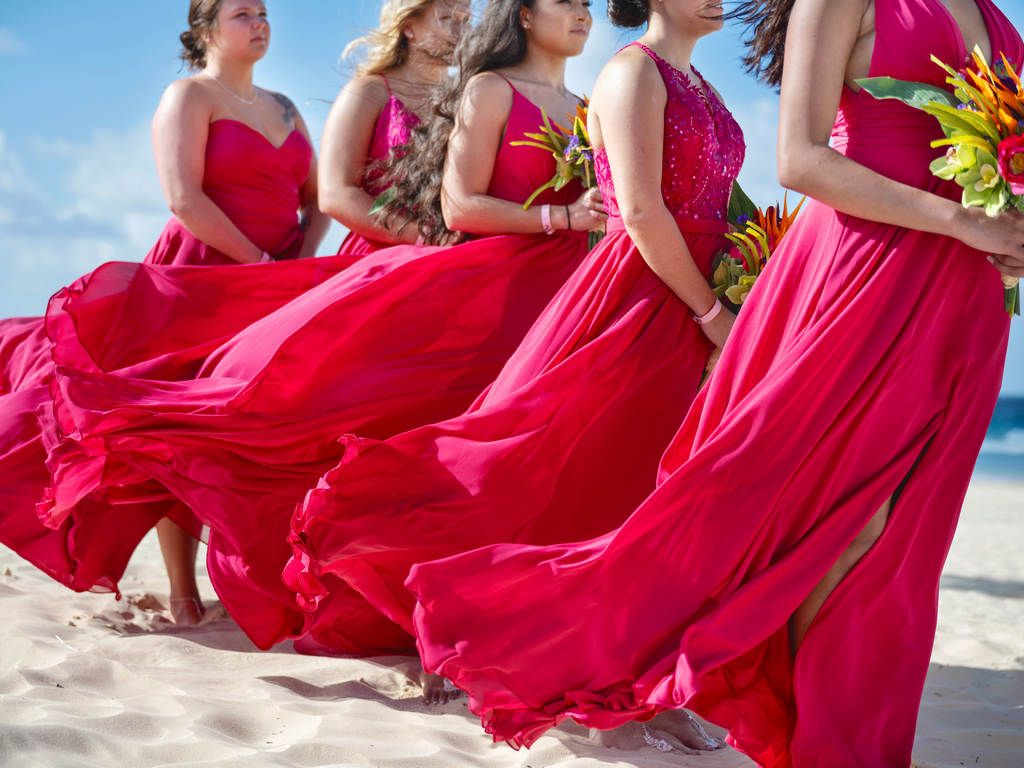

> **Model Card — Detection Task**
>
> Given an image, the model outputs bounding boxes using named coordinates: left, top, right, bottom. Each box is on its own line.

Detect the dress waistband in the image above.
left=605, top=214, right=728, bottom=237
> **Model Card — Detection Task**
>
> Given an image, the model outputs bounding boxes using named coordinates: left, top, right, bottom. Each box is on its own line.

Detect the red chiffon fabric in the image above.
left=285, top=44, right=745, bottom=650
left=408, top=3, right=1022, bottom=766
left=0, top=120, right=318, bottom=591
left=337, top=80, right=421, bottom=257
left=41, top=85, right=590, bottom=651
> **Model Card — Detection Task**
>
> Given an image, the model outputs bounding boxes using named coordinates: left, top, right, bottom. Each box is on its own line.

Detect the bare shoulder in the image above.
left=793, top=0, right=871, bottom=29
left=160, top=76, right=215, bottom=108
left=461, top=71, right=514, bottom=116
left=594, top=46, right=665, bottom=104
left=465, top=71, right=515, bottom=102
left=341, top=74, right=391, bottom=109
left=156, top=76, right=216, bottom=122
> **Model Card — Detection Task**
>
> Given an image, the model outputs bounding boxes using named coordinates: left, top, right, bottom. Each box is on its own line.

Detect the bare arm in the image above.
left=591, top=51, right=733, bottom=347
left=152, top=80, right=265, bottom=264
left=779, top=0, right=1024, bottom=272
left=289, top=105, right=330, bottom=259
left=441, top=73, right=605, bottom=236
left=319, top=76, right=418, bottom=246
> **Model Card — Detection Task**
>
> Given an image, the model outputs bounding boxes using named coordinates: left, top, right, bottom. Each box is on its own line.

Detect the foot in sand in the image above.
left=587, top=712, right=722, bottom=755
left=649, top=708, right=726, bottom=750
left=420, top=671, right=458, bottom=705
left=169, top=595, right=205, bottom=626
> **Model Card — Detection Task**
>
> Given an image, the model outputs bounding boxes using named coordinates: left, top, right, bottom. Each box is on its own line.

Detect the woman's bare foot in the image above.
left=648, top=708, right=725, bottom=750
left=420, top=671, right=457, bottom=705
left=169, top=595, right=205, bottom=625
left=588, top=716, right=718, bottom=754
left=157, top=517, right=204, bottom=626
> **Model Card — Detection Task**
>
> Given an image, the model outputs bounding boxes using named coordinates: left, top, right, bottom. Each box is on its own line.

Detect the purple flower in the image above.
left=563, top=135, right=582, bottom=162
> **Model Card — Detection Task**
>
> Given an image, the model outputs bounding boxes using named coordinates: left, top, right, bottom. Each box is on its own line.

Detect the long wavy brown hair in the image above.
left=374, top=0, right=536, bottom=244
left=726, top=0, right=797, bottom=88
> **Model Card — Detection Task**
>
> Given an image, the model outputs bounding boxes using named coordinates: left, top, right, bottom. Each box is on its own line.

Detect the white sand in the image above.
left=1, top=481, right=1021, bottom=768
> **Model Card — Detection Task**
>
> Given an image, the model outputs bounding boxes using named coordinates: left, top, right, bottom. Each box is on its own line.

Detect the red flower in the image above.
left=997, top=133, right=1024, bottom=194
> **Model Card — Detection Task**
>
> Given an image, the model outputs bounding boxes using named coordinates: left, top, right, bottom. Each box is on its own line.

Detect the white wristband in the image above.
left=540, top=204, right=555, bottom=235
left=692, top=298, right=724, bottom=326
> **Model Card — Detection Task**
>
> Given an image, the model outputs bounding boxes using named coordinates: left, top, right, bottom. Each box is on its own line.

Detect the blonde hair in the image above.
left=344, top=0, right=437, bottom=76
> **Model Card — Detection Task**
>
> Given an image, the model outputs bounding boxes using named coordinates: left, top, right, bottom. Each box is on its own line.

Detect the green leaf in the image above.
left=921, top=103, right=1002, bottom=144
left=368, top=188, right=395, bottom=217
left=727, top=180, right=757, bottom=227
left=855, top=77, right=959, bottom=109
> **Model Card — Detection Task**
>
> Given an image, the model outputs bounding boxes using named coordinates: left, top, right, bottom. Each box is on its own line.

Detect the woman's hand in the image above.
left=699, top=306, right=736, bottom=350
left=564, top=187, right=607, bottom=232
left=953, top=206, right=1024, bottom=278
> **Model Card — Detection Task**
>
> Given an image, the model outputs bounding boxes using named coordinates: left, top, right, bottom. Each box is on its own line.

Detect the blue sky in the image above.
left=0, top=1, right=1022, bottom=394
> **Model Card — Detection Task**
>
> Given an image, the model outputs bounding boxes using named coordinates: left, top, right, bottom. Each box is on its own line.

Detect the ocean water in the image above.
left=976, top=397, right=1024, bottom=483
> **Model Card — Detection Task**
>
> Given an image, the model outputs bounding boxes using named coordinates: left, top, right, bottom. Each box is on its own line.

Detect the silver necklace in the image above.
left=208, top=72, right=258, bottom=105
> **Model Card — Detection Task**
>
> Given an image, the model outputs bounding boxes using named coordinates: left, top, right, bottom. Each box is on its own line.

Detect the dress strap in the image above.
left=494, top=72, right=524, bottom=99
left=626, top=41, right=657, bottom=61
left=379, top=73, right=393, bottom=95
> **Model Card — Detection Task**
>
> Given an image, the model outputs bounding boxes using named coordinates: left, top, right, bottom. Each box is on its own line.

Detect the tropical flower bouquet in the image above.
left=712, top=191, right=805, bottom=309
left=858, top=46, right=1024, bottom=315
left=513, top=100, right=602, bottom=248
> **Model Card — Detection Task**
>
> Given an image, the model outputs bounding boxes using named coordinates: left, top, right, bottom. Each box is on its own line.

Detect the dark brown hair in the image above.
left=180, top=0, right=224, bottom=70
left=607, top=0, right=649, bottom=28
left=726, top=0, right=797, bottom=88
left=375, top=0, right=535, bottom=244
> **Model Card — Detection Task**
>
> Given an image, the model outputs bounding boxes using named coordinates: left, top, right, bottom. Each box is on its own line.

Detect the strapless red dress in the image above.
left=408, top=2, right=1023, bottom=766
left=38, top=85, right=590, bottom=653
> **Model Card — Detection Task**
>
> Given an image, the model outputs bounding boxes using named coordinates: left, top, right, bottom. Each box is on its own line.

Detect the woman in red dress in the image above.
left=0, top=0, right=330, bottom=625
left=322, top=0, right=469, bottom=256
left=287, top=3, right=738, bottom=745
left=38, top=0, right=605, bottom=687
left=407, top=0, right=1024, bottom=765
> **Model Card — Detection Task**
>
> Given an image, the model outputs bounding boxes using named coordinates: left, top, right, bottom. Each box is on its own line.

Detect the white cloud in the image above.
left=0, top=126, right=170, bottom=317
left=0, top=28, right=27, bottom=55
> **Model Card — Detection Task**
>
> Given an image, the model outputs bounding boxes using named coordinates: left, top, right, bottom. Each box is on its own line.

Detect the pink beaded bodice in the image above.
left=596, top=43, right=744, bottom=226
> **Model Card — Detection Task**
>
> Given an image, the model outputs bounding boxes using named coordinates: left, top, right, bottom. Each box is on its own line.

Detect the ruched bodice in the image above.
left=833, top=0, right=1023, bottom=190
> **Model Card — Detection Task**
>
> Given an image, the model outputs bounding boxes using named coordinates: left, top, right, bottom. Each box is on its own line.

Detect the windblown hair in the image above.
left=726, top=0, right=797, bottom=88
left=345, top=0, right=438, bottom=76
left=180, top=0, right=224, bottom=70
left=375, top=0, right=535, bottom=245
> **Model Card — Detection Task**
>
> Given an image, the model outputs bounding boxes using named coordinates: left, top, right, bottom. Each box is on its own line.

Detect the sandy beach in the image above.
left=1, top=481, right=1021, bottom=768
